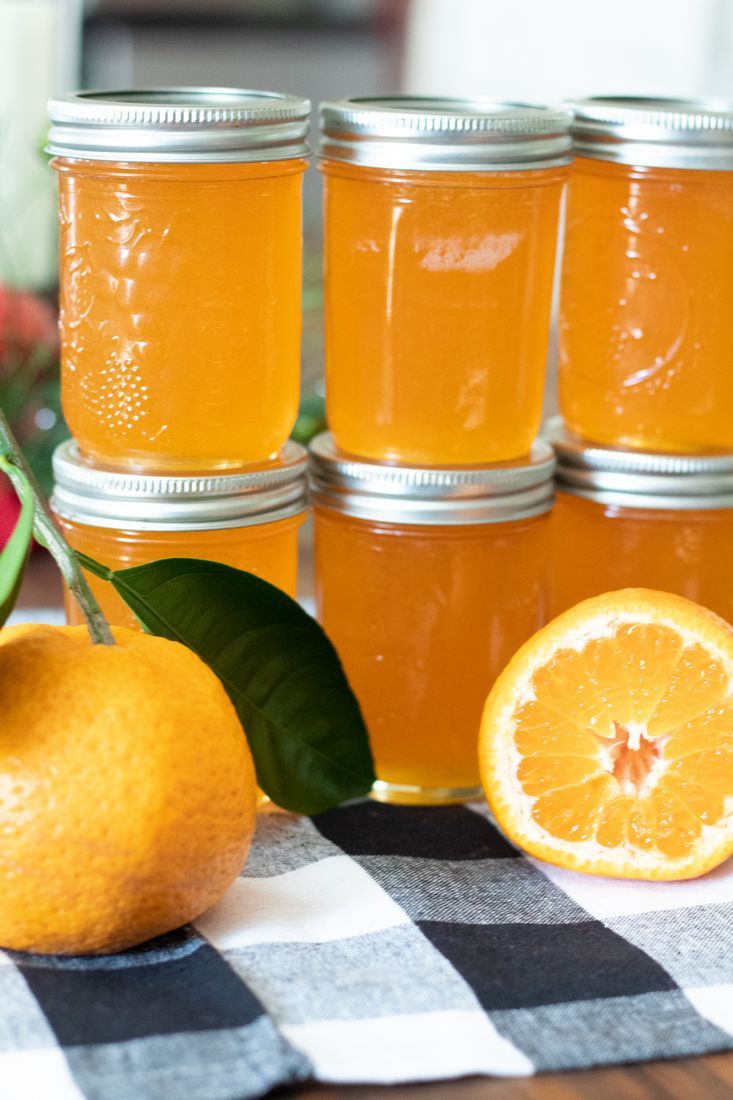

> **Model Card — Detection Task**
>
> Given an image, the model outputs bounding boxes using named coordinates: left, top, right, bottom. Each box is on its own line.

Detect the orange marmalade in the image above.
left=51, top=439, right=308, bottom=629
left=319, top=98, right=571, bottom=465
left=48, top=89, right=310, bottom=471
left=546, top=419, right=733, bottom=623
left=310, top=432, right=555, bottom=803
left=560, top=97, right=733, bottom=453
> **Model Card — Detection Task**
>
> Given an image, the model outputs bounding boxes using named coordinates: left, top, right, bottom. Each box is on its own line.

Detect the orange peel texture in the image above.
left=0, top=624, right=257, bottom=954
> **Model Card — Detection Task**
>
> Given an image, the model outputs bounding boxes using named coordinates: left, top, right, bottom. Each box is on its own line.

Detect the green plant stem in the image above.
left=0, top=407, right=114, bottom=646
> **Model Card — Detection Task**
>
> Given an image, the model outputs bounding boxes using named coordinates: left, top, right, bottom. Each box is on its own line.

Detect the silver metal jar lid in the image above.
left=51, top=440, right=309, bottom=531
left=309, top=433, right=555, bottom=525
left=47, top=87, right=310, bottom=163
left=569, top=96, right=733, bottom=170
left=320, top=97, right=572, bottom=172
left=546, top=418, right=733, bottom=511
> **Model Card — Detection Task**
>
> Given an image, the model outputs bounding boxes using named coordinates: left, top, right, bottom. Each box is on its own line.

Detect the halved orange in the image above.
left=479, top=589, right=733, bottom=880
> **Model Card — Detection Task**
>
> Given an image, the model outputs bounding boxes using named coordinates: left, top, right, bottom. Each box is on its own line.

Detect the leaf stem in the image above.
left=0, top=408, right=114, bottom=646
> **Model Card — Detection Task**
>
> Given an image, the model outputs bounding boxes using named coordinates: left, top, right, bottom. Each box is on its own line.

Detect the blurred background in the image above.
left=2, top=0, right=733, bottom=519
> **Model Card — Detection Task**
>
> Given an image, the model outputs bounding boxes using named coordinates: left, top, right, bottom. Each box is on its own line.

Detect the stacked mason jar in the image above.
left=309, top=99, right=573, bottom=804
left=45, top=89, right=312, bottom=627
left=46, top=91, right=732, bottom=809
left=546, top=98, right=733, bottom=628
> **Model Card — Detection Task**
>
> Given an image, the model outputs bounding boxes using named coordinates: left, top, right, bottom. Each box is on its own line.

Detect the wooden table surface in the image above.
left=285, top=1056, right=733, bottom=1098
left=17, top=553, right=733, bottom=1099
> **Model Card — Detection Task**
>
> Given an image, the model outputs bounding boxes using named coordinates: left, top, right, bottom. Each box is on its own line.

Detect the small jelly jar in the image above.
left=560, top=96, right=733, bottom=453
left=51, top=439, right=308, bottom=629
left=310, top=432, right=555, bottom=803
left=546, top=419, right=733, bottom=623
left=47, top=88, right=310, bottom=471
left=320, top=97, right=571, bottom=465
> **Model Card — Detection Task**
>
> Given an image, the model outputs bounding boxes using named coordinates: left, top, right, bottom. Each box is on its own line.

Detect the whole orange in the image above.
left=0, top=623, right=257, bottom=954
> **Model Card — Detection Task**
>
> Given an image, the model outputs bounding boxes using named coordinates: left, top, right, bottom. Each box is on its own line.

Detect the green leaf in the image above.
left=0, top=457, right=34, bottom=628
left=77, top=554, right=376, bottom=815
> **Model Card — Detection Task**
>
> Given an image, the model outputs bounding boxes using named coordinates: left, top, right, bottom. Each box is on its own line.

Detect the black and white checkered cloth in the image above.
left=4, top=799, right=733, bottom=1099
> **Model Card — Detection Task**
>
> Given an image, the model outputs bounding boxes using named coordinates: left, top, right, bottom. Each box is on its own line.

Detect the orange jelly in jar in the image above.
left=546, top=419, right=733, bottom=623
left=51, top=439, right=308, bottom=629
left=560, top=97, right=733, bottom=453
left=310, top=433, right=555, bottom=803
left=47, top=89, right=310, bottom=471
left=320, top=98, right=571, bottom=465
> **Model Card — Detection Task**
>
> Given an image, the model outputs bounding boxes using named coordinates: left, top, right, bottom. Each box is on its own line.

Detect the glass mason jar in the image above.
left=47, top=88, right=310, bottom=471
left=310, top=432, right=555, bottom=803
left=559, top=97, right=733, bottom=453
left=546, top=419, right=733, bottom=623
left=320, top=98, right=571, bottom=465
left=51, top=438, right=308, bottom=629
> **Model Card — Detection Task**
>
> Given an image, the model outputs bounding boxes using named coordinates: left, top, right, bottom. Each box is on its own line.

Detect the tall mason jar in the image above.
left=320, top=98, right=571, bottom=465
left=47, top=88, right=310, bottom=471
left=560, top=97, right=733, bottom=453
left=310, top=432, right=555, bottom=803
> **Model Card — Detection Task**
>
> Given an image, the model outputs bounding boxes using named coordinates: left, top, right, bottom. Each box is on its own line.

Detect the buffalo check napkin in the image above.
left=3, top=799, right=733, bottom=1100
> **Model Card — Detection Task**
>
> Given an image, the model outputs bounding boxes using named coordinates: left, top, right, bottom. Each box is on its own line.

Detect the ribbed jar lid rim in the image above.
left=51, top=439, right=309, bottom=531
left=546, top=418, right=733, bottom=510
left=320, top=97, right=573, bottom=172
left=569, top=95, right=733, bottom=170
left=309, top=432, right=555, bottom=526
left=47, top=87, right=311, bottom=163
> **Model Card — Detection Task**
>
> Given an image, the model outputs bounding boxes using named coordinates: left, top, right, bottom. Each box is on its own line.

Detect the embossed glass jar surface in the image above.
left=49, top=89, right=309, bottom=471
left=320, top=98, right=571, bottom=465
left=559, top=98, right=733, bottom=453
left=51, top=439, right=308, bottom=629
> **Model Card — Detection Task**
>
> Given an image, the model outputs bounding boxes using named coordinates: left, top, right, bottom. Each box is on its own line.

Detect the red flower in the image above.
left=0, top=482, right=20, bottom=549
left=0, top=285, right=59, bottom=367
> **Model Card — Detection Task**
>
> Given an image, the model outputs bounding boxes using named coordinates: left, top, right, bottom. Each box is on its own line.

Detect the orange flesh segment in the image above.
left=663, top=705, right=733, bottom=760
left=514, top=701, right=603, bottom=758
left=517, top=620, right=732, bottom=859
left=531, top=774, right=616, bottom=842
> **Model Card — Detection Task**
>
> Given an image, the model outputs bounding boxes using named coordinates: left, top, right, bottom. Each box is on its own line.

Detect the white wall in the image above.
left=0, top=0, right=82, bottom=290
left=403, top=0, right=733, bottom=101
